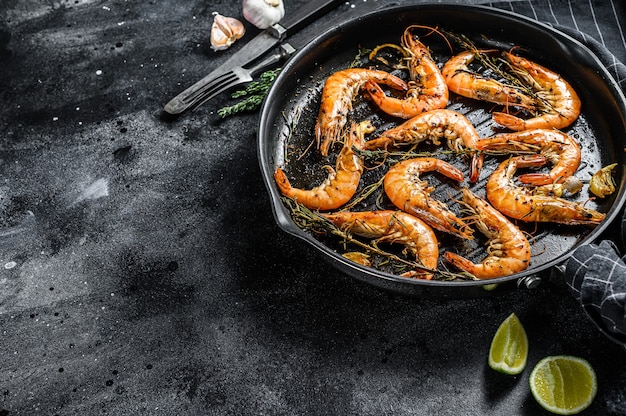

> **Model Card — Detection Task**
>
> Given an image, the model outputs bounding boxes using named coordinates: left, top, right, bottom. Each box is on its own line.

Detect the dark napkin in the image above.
left=489, top=0, right=626, bottom=347
left=566, top=241, right=626, bottom=346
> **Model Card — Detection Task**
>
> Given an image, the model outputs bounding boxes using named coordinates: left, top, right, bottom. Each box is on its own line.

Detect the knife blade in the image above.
left=164, top=0, right=347, bottom=115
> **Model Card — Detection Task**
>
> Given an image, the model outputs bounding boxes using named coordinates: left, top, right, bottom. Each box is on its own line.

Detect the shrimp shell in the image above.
left=442, top=50, right=581, bottom=131
left=315, top=68, right=407, bottom=156
left=383, top=157, right=474, bottom=239
left=443, top=188, right=531, bottom=279
left=486, top=155, right=605, bottom=225
left=492, top=52, right=581, bottom=131
left=442, top=50, right=539, bottom=109
left=321, top=210, right=439, bottom=279
left=274, top=121, right=375, bottom=211
left=364, top=26, right=449, bottom=119
left=476, top=129, right=581, bottom=186
left=364, top=109, right=484, bottom=182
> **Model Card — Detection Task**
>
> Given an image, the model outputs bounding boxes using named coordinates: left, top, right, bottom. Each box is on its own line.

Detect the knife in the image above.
left=164, top=0, right=348, bottom=115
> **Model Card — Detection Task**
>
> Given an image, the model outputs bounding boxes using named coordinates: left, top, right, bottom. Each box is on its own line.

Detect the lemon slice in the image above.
left=488, top=313, right=528, bottom=375
left=529, top=355, right=597, bottom=415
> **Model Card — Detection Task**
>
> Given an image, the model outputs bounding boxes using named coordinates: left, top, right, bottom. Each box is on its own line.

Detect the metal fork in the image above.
left=164, top=43, right=296, bottom=114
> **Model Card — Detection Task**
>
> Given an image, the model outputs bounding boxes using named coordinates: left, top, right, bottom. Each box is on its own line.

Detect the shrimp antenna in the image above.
left=507, top=45, right=530, bottom=55
left=405, top=24, right=453, bottom=54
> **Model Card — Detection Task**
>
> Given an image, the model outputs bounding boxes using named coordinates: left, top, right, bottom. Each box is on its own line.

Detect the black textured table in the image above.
left=1, top=1, right=625, bottom=415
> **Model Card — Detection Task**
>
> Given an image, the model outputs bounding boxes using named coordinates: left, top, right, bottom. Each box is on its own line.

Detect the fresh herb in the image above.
left=350, top=47, right=373, bottom=68
left=341, top=176, right=385, bottom=211
left=217, top=68, right=281, bottom=118
left=443, top=31, right=550, bottom=114
left=355, top=147, right=459, bottom=165
left=282, top=197, right=476, bottom=281
left=368, top=43, right=408, bottom=69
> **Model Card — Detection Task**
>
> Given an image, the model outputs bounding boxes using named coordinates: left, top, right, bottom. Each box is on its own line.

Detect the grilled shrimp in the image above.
left=384, top=157, right=474, bottom=239
left=491, top=52, right=581, bottom=131
left=486, top=155, right=605, bottom=225
left=442, top=50, right=539, bottom=109
left=274, top=121, right=376, bottom=211
left=315, top=68, right=407, bottom=156
left=476, top=129, right=581, bottom=186
left=443, top=188, right=531, bottom=279
left=442, top=50, right=581, bottom=130
left=364, top=26, right=448, bottom=119
left=321, top=210, right=439, bottom=279
left=365, top=109, right=484, bottom=182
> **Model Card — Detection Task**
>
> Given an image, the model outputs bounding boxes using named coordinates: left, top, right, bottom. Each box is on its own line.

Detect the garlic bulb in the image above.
left=210, top=13, right=245, bottom=51
left=242, top=0, right=285, bottom=30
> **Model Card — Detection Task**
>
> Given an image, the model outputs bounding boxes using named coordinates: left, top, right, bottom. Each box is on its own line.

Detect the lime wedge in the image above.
left=482, top=283, right=498, bottom=291
left=529, top=355, right=597, bottom=415
left=488, top=313, right=528, bottom=375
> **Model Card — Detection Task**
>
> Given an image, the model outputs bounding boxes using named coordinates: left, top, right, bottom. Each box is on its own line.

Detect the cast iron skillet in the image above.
left=257, top=4, right=626, bottom=297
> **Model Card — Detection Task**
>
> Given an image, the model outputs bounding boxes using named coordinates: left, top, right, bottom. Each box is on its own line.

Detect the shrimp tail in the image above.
left=517, top=172, right=560, bottom=186
left=469, top=152, right=484, bottom=183
left=364, top=80, right=404, bottom=117
left=443, top=252, right=478, bottom=277
left=274, top=168, right=299, bottom=203
left=492, top=111, right=527, bottom=131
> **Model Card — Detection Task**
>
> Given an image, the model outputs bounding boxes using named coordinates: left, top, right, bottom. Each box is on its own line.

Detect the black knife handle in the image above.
left=278, top=0, right=346, bottom=35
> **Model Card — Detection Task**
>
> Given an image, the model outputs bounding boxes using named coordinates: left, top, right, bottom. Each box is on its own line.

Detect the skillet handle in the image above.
left=279, top=0, right=346, bottom=36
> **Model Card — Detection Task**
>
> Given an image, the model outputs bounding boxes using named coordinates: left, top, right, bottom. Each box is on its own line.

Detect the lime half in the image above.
left=529, top=355, right=597, bottom=415
left=488, top=313, right=528, bottom=375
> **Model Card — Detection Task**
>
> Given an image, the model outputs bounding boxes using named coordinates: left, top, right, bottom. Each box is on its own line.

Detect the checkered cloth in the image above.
left=566, top=242, right=626, bottom=346
left=490, top=0, right=626, bottom=347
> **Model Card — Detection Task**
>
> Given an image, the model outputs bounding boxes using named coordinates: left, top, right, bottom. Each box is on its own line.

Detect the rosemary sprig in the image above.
left=217, top=68, right=281, bottom=118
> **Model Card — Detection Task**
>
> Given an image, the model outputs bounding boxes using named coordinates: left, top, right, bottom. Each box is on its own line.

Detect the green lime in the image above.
left=529, top=355, right=597, bottom=415
left=482, top=283, right=498, bottom=291
left=488, top=313, right=528, bottom=375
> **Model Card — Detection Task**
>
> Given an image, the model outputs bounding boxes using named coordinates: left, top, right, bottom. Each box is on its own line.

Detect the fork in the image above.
left=165, top=43, right=296, bottom=114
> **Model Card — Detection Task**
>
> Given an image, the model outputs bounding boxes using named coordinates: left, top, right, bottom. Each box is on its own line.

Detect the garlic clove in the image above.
left=210, top=13, right=245, bottom=51
left=242, top=0, right=285, bottom=30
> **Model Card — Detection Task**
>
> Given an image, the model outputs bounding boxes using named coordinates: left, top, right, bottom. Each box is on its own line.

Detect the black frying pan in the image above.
left=257, top=3, right=626, bottom=297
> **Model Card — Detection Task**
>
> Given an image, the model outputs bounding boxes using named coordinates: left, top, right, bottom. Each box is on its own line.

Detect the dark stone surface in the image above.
left=0, top=1, right=624, bottom=415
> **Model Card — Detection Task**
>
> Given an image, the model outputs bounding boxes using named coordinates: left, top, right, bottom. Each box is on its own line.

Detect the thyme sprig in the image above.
left=282, top=197, right=477, bottom=281
left=355, top=147, right=462, bottom=165
left=443, top=31, right=552, bottom=114
left=350, top=47, right=373, bottom=68
left=217, top=68, right=281, bottom=118
left=341, top=177, right=385, bottom=211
